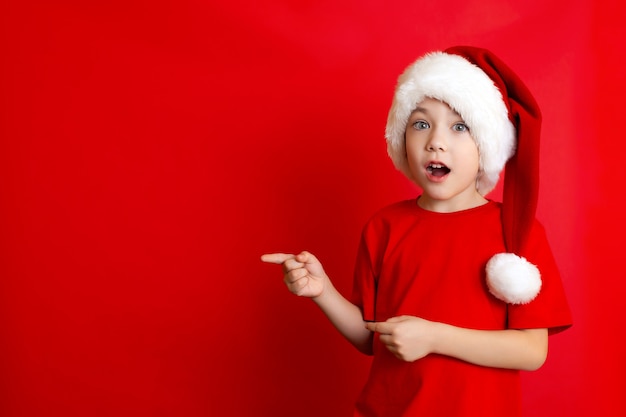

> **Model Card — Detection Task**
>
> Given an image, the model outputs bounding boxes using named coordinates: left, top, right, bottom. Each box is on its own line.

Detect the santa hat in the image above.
left=385, top=46, right=542, bottom=304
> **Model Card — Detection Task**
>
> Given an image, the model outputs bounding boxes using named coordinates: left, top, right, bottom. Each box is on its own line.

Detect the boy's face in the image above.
left=405, top=97, right=484, bottom=212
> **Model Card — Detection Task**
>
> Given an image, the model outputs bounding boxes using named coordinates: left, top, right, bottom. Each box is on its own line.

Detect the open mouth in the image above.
left=426, top=163, right=451, bottom=177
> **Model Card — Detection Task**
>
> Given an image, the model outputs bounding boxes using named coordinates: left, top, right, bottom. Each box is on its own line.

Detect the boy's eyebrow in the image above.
left=410, top=106, right=428, bottom=115
left=410, top=105, right=465, bottom=121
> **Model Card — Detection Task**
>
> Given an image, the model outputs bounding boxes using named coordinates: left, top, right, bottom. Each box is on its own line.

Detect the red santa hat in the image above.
left=385, top=45, right=542, bottom=304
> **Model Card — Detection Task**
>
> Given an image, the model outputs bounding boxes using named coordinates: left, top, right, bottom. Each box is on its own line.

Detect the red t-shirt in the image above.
left=351, top=199, right=572, bottom=417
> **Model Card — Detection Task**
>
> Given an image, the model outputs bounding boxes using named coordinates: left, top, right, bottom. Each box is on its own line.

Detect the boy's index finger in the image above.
left=365, top=321, right=393, bottom=335
left=260, top=253, right=295, bottom=265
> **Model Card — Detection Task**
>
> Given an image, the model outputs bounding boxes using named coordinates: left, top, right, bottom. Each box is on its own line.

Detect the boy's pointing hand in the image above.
left=261, top=251, right=329, bottom=298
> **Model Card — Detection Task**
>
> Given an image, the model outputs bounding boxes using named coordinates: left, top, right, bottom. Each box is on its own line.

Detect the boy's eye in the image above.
left=412, top=120, right=429, bottom=130
left=453, top=122, right=469, bottom=132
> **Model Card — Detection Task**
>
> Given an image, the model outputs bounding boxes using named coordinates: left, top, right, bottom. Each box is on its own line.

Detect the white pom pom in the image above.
left=486, top=253, right=542, bottom=304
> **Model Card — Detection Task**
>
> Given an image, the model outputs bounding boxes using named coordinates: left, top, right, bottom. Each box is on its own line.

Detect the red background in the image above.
left=1, top=1, right=624, bottom=416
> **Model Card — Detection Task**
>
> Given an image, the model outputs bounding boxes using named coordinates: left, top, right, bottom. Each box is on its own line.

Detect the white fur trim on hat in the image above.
left=385, top=51, right=516, bottom=195
left=486, top=253, right=542, bottom=304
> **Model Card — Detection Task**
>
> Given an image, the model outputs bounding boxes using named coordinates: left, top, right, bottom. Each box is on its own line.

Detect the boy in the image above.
left=262, top=46, right=572, bottom=417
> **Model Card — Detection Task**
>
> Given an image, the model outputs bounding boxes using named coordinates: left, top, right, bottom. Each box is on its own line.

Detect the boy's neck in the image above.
left=416, top=193, right=489, bottom=213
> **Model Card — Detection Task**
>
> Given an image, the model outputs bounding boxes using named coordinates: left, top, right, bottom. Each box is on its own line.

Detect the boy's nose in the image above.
left=425, top=129, right=447, bottom=151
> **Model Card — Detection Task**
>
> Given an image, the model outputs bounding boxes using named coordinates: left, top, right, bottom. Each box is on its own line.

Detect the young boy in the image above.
left=262, top=46, right=572, bottom=417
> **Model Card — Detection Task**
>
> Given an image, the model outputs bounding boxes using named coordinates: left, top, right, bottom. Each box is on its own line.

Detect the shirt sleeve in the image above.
left=350, top=230, right=377, bottom=322
left=507, top=220, right=573, bottom=334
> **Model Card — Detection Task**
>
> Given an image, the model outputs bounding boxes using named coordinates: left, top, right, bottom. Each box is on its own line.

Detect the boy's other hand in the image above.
left=365, top=316, right=436, bottom=362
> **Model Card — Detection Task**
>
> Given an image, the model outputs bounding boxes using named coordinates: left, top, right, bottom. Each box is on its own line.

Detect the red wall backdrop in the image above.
left=1, top=1, right=624, bottom=416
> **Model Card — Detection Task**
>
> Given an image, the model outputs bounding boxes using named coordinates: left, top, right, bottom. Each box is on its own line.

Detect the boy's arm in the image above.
left=311, top=278, right=374, bottom=354
left=367, top=316, right=548, bottom=371
left=262, top=251, right=373, bottom=354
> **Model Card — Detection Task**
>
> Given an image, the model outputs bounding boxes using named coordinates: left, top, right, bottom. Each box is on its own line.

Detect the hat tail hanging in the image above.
left=445, top=46, right=543, bottom=305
